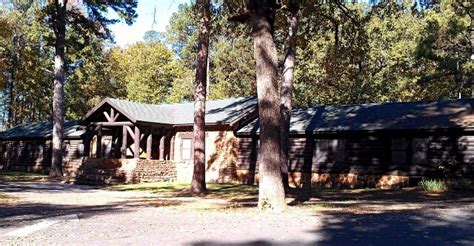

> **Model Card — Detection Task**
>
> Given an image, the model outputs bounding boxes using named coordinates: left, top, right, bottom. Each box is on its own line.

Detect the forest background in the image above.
left=0, top=0, right=471, bottom=128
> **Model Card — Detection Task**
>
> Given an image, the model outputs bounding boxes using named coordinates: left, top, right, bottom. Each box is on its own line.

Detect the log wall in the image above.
left=236, top=132, right=474, bottom=188
left=0, top=139, right=84, bottom=174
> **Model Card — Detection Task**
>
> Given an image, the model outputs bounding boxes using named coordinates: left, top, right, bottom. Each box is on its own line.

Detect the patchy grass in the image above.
left=0, top=192, right=19, bottom=205
left=418, top=179, right=448, bottom=192
left=107, top=182, right=259, bottom=211
left=0, top=171, right=49, bottom=182
left=108, top=182, right=258, bottom=199
left=107, top=182, right=474, bottom=213
left=108, top=182, right=190, bottom=195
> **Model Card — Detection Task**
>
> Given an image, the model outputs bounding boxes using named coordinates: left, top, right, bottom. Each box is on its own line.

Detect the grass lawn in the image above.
left=0, top=171, right=49, bottom=182
left=107, top=182, right=260, bottom=210
left=108, top=182, right=258, bottom=199
left=107, top=182, right=474, bottom=212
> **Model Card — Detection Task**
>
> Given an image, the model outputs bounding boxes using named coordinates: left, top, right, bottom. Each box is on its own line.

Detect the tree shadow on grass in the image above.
left=287, top=187, right=473, bottom=204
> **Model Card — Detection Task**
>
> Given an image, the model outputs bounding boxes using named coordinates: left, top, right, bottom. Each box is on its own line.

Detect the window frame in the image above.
left=181, top=138, right=193, bottom=161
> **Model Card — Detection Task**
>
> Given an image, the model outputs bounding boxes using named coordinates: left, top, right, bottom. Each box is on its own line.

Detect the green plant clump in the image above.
left=453, top=178, right=472, bottom=191
left=418, top=179, right=448, bottom=192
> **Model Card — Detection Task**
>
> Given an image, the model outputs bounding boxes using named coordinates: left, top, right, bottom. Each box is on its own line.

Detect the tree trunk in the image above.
left=250, top=5, right=287, bottom=212
left=190, top=0, right=210, bottom=195
left=50, top=0, right=66, bottom=178
left=280, top=1, right=300, bottom=190
left=7, top=72, right=15, bottom=129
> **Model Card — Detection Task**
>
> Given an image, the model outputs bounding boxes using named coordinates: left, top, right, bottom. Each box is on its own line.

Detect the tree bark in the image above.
left=280, top=1, right=300, bottom=190
left=190, top=0, right=210, bottom=195
left=250, top=2, right=287, bottom=212
left=50, top=0, right=67, bottom=178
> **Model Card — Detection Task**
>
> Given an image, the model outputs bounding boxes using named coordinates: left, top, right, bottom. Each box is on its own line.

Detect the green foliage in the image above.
left=167, top=68, right=195, bottom=103
left=143, top=30, right=164, bottom=42
left=419, top=178, right=472, bottom=192
left=0, top=0, right=138, bottom=124
left=66, top=37, right=124, bottom=119
left=165, top=3, right=198, bottom=67
left=0, top=2, right=53, bottom=126
left=0, top=0, right=472, bottom=125
left=108, top=41, right=185, bottom=104
left=294, top=0, right=472, bottom=106
left=452, top=178, right=472, bottom=191
left=418, top=179, right=448, bottom=192
left=209, top=35, right=256, bottom=99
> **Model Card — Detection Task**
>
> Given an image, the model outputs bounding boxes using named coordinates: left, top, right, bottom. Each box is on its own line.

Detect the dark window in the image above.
left=391, top=137, right=407, bottom=165
left=314, top=139, right=345, bottom=163
left=412, top=138, right=428, bottom=165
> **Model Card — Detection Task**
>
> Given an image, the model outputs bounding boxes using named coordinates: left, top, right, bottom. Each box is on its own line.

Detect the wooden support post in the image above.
left=96, top=125, right=102, bottom=158
left=115, top=128, right=122, bottom=158
left=134, top=126, right=140, bottom=159
left=122, top=125, right=127, bottom=159
left=83, top=127, right=91, bottom=157
left=110, top=129, right=116, bottom=158
left=147, top=134, right=153, bottom=160
left=159, top=134, right=165, bottom=160
left=170, top=135, right=175, bottom=161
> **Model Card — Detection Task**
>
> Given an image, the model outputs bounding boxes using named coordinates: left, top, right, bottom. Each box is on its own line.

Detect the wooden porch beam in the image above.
left=126, top=126, right=135, bottom=138
left=93, top=121, right=134, bottom=127
left=112, top=112, right=120, bottom=122
left=103, top=111, right=112, bottom=122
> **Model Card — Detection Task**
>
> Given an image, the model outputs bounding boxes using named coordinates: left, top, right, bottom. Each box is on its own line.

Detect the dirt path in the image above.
left=0, top=182, right=473, bottom=245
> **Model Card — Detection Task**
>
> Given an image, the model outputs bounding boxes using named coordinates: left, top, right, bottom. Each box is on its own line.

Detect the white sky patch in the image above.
left=108, top=0, right=190, bottom=47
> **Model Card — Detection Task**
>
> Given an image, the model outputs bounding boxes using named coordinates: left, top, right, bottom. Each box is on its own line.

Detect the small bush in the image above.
left=418, top=179, right=448, bottom=192
left=453, top=178, right=472, bottom=191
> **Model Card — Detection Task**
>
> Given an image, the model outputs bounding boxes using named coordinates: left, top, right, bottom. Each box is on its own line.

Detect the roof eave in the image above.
left=236, top=126, right=474, bottom=137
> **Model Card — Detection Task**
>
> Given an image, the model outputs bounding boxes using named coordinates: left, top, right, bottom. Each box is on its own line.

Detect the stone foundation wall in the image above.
left=73, top=158, right=178, bottom=185
left=132, top=159, right=177, bottom=183
left=234, top=170, right=409, bottom=189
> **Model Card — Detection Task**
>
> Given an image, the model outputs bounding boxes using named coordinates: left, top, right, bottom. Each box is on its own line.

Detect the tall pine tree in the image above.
left=190, top=0, right=211, bottom=195
left=45, top=0, right=137, bottom=177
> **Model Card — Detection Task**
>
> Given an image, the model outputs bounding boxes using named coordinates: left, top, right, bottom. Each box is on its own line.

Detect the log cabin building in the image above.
left=0, top=97, right=473, bottom=188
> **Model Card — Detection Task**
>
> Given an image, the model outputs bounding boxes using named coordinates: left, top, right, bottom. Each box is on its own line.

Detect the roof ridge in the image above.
left=108, top=96, right=257, bottom=107
left=306, top=98, right=474, bottom=109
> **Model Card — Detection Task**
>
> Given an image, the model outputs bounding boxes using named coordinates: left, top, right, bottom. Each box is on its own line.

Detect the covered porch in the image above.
left=82, top=99, right=176, bottom=161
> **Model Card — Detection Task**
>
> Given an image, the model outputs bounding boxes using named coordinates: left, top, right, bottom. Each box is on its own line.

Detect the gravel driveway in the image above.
left=0, top=181, right=473, bottom=245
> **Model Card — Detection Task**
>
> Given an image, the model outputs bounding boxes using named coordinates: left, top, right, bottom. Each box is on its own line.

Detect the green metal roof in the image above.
left=92, top=96, right=257, bottom=126
left=237, top=98, right=474, bottom=136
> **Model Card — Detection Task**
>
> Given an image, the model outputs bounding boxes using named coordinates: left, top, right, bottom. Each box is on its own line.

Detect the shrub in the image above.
left=453, top=178, right=472, bottom=191
left=418, top=179, right=448, bottom=192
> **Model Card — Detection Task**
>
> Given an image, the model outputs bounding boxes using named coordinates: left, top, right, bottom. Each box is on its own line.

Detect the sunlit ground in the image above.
left=0, top=171, right=48, bottom=182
